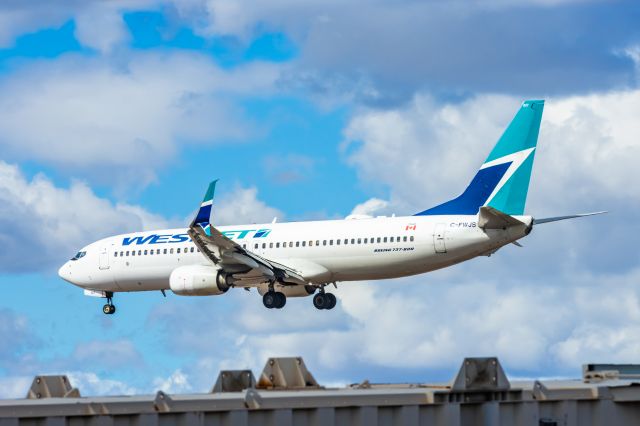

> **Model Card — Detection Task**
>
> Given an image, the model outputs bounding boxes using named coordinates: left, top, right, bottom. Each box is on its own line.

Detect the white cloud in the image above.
left=349, top=198, right=389, bottom=217
left=0, top=0, right=152, bottom=50
left=0, top=376, right=32, bottom=399
left=65, top=371, right=140, bottom=396
left=153, top=369, right=192, bottom=393
left=215, top=187, right=284, bottom=225
left=0, top=52, right=281, bottom=190
left=74, top=4, right=130, bottom=53
left=344, top=90, right=640, bottom=216
left=0, top=161, right=169, bottom=272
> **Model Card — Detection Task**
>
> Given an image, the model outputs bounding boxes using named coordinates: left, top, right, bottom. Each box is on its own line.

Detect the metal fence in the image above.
left=2, top=357, right=640, bottom=426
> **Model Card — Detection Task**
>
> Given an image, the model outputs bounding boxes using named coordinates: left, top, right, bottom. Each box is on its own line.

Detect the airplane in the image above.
left=58, top=99, right=604, bottom=314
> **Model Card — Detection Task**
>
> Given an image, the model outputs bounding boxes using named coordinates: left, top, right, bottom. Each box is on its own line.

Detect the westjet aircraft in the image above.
left=59, top=100, right=604, bottom=314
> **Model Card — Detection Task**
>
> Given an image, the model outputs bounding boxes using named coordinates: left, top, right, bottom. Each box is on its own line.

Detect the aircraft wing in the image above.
left=187, top=181, right=307, bottom=287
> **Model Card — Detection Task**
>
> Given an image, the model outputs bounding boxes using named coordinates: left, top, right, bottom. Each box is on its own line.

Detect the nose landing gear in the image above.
left=102, top=292, right=116, bottom=315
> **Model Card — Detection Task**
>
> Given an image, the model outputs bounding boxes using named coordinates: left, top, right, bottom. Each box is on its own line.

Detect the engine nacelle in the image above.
left=257, top=283, right=316, bottom=298
left=169, top=265, right=231, bottom=296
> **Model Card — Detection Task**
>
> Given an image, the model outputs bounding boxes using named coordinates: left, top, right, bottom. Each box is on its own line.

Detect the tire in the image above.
left=263, top=292, right=276, bottom=309
left=313, top=293, right=326, bottom=310
left=109, top=305, right=116, bottom=314
left=103, top=304, right=111, bottom=315
left=274, top=292, right=286, bottom=309
left=325, top=293, right=337, bottom=310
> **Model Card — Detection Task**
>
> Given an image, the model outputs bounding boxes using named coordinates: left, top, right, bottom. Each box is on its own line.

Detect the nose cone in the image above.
left=58, top=261, right=74, bottom=284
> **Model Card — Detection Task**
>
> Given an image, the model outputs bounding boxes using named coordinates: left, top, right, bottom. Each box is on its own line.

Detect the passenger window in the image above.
left=344, top=239, right=348, bottom=245
left=384, top=237, right=388, bottom=243
left=170, top=248, right=174, bottom=254
left=397, top=236, right=401, bottom=241
left=191, top=247, right=195, bottom=253
left=144, top=250, right=148, bottom=255
left=302, top=241, right=306, bottom=247
left=316, top=240, right=320, bottom=246
left=329, top=240, right=333, bottom=245
left=296, top=241, right=300, bottom=247
left=403, top=236, right=407, bottom=242
left=262, top=243, right=266, bottom=249
left=255, top=244, right=259, bottom=249
left=126, top=251, right=130, bottom=256
left=177, top=248, right=181, bottom=254
left=289, top=242, right=293, bottom=247
left=270, top=243, right=273, bottom=249
left=114, top=252, right=117, bottom=257
left=390, top=237, right=394, bottom=242
left=309, top=241, right=313, bottom=247
left=364, top=238, right=368, bottom=244
left=163, top=249, right=167, bottom=254
left=276, top=242, right=280, bottom=248
left=377, top=237, right=381, bottom=243
left=323, top=240, right=327, bottom=246
left=351, top=239, right=355, bottom=244
left=242, top=244, right=246, bottom=249
left=120, top=251, right=123, bottom=257
left=336, top=239, right=340, bottom=245
left=410, top=236, right=414, bottom=242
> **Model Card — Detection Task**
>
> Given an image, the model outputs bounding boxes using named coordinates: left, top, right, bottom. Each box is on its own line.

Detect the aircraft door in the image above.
left=99, top=247, right=110, bottom=270
left=434, top=223, right=447, bottom=253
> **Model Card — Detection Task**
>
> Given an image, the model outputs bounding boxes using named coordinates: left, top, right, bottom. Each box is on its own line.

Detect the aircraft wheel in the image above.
left=103, top=304, right=116, bottom=315
left=325, top=293, right=337, bottom=310
left=263, top=291, right=277, bottom=309
left=274, top=292, right=287, bottom=309
left=109, top=305, right=116, bottom=314
left=313, top=293, right=327, bottom=310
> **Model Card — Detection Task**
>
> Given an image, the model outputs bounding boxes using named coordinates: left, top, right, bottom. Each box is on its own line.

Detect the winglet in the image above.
left=192, top=180, right=218, bottom=228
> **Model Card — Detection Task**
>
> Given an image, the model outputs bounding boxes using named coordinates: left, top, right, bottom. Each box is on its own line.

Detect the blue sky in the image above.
left=0, top=0, right=639, bottom=397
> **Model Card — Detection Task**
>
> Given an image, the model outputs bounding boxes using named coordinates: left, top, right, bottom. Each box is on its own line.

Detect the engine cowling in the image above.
left=257, top=283, right=316, bottom=298
left=169, top=265, right=231, bottom=296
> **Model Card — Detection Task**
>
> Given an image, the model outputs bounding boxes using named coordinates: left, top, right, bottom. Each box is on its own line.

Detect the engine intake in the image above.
left=170, top=265, right=231, bottom=296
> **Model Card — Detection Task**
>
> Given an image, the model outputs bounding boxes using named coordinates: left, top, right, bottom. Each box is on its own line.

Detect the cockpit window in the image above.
left=71, top=251, right=86, bottom=261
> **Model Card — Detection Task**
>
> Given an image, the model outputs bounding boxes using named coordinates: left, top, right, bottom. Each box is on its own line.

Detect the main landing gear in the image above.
left=263, top=291, right=286, bottom=309
left=102, top=292, right=116, bottom=315
left=313, top=290, right=336, bottom=310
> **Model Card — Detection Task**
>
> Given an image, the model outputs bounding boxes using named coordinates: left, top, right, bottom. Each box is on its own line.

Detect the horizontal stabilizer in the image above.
left=533, top=211, right=607, bottom=225
left=478, top=206, right=524, bottom=230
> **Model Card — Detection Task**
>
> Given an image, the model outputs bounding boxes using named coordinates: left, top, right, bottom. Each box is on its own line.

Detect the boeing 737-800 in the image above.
left=58, top=100, right=603, bottom=314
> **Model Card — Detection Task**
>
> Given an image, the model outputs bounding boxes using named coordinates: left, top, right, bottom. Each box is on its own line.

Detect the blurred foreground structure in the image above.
left=2, top=357, right=640, bottom=425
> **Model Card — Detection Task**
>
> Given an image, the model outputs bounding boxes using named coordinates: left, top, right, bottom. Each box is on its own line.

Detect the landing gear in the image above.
left=313, top=291, right=337, bottom=310
left=263, top=291, right=286, bottom=309
left=102, top=292, right=116, bottom=315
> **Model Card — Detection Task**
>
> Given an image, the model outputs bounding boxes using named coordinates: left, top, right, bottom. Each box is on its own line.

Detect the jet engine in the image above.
left=169, top=265, right=233, bottom=296
left=257, top=283, right=316, bottom=297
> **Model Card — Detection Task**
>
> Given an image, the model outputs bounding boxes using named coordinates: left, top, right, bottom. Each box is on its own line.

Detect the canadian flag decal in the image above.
left=405, top=224, right=417, bottom=231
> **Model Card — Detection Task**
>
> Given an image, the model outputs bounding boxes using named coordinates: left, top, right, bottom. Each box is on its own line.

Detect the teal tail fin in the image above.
left=415, top=100, right=544, bottom=216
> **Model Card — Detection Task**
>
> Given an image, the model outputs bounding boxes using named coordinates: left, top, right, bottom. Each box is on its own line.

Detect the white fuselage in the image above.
left=58, top=214, right=532, bottom=293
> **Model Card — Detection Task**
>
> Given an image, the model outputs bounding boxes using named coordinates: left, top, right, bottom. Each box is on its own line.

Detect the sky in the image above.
left=0, top=0, right=639, bottom=397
